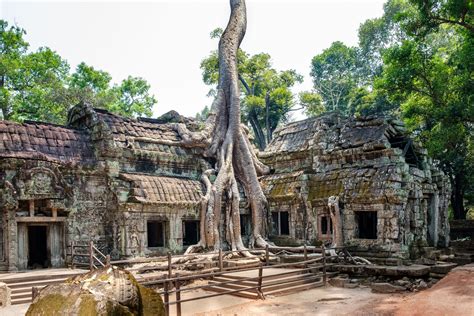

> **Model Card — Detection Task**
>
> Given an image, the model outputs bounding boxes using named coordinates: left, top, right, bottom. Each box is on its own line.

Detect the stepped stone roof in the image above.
left=262, top=113, right=406, bottom=157
left=95, top=109, right=182, bottom=143
left=119, top=173, right=203, bottom=205
left=0, top=120, right=94, bottom=163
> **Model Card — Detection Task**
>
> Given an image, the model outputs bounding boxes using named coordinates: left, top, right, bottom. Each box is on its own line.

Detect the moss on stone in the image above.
left=78, top=294, right=98, bottom=316
left=26, top=294, right=73, bottom=315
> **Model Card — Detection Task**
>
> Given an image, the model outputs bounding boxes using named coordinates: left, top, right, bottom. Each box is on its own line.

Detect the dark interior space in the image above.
left=147, top=221, right=165, bottom=247
left=183, top=220, right=200, bottom=246
left=272, top=211, right=290, bottom=235
left=280, top=211, right=289, bottom=235
left=356, top=211, right=377, bottom=239
left=28, top=225, right=48, bottom=268
left=321, top=216, right=333, bottom=234
left=240, top=214, right=251, bottom=236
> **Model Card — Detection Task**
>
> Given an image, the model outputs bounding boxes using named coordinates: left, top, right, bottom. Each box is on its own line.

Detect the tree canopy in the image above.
left=200, top=31, right=304, bottom=150
left=0, top=20, right=157, bottom=124
left=308, top=0, right=473, bottom=219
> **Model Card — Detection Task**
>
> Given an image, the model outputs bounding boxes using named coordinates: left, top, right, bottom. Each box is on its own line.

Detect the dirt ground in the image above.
left=2, top=264, right=473, bottom=315
left=198, top=264, right=474, bottom=316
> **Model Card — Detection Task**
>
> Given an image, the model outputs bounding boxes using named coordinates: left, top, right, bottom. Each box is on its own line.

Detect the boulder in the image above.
left=26, top=266, right=164, bottom=316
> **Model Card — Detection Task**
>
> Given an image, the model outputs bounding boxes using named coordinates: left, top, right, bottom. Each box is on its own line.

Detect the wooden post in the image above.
left=106, top=254, right=111, bottom=266
left=304, top=244, right=308, bottom=267
left=167, top=252, right=172, bottom=278
left=71, top=241, right=75, bottom=269
left=32, top=286, right=39, bottom=300
left=89, top=240, right=94, bottom=271
left=265, top=245, right=269, bottom=266
left=257, top=263, right=264, bottom=299
left=175, top=274, right=181, bottom=316
left=322, top=244, right=327, bottom=286
left=163, top=281, right=170, bottom=316
left=218, top=248, right=223, bottom=272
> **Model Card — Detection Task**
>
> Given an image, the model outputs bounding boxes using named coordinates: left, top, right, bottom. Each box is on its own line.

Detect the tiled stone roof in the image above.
left=120, top=173, right=203, bottom=205
left=0, top=120, right=94, bottom=163
left=95, top=110, right=182, bottom=143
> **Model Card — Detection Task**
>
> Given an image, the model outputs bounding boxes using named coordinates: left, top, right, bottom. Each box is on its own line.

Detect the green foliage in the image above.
left=70, top=62, right=111, bottom=93
left=0, top=19, right=157, bottom=124
left=299, top=91, right=324, bottom=117
left=0, top=20, right=70, bottom=123
left=310, top=41, right=358, bottom=114
left=364, top=0, right=474, bottom=219
left=195, top=105, right=210, bottom=122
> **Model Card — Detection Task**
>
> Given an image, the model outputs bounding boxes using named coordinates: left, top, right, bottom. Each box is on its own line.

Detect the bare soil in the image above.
left=197, top=264, right=474, bottom=316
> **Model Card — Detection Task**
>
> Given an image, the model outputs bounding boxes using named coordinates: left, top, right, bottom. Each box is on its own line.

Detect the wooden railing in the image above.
left=66, top=241, right=110, bottom=270
left=153, top=246, right=332, bottom=316
left=66, top=242, right=339, bottom=316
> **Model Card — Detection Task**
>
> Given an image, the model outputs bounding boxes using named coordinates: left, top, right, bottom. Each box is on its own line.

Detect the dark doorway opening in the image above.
left=28, top=226, right=48, bottom=268
left=147, top=221, right=165, bottom=247
left=355, top=211, right=377, bottom=239
left=183, top=221, right=200, bottom=246
left=271, top=211, right=290, bottom=235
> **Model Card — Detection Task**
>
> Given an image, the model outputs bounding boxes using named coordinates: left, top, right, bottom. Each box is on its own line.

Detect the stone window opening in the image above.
left=355, top=211, right=377, bottom=239
left=17, top=199, right=64, bottom=217
left=240, top=214, right=251, bottom=236
left=272, top=211, right=290, bottom=236
left=320, top=216, right=333, bottom=235
left=147, top=221, right=165, bottom=248
left=182, top=220, right=200, bottom=246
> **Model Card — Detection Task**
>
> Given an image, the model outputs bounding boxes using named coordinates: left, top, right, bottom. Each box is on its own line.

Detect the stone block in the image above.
left=430, top=262, right=457, bottom=274
left=0, top=282, right=11, bottom=307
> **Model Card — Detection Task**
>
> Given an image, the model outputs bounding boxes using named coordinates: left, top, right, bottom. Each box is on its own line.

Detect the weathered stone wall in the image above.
left=0, top=105, right=451, bottom=270
left=260, top=113, right=451, bottom=257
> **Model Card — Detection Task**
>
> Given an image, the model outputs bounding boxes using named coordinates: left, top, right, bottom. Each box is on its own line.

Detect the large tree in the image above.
left=372, top=0, right=474, bottom=219
left=0, top=20, right=70, bottom=123
left=309, top=41, right=359, bottom=114
left=0, top=20, right=157, bottom=124
left=201, top=34, right=303, bottom=150
left=175, top=0, right=271, bottom=253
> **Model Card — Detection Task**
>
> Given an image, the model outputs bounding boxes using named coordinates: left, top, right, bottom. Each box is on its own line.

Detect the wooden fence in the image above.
left=66, top=242, right=336, bottom=316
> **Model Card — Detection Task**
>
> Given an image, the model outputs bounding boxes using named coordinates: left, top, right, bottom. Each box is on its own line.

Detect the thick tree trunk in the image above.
left=451, top=172, right=466, bottom=220
left=185, top=0, right=271, bottom=255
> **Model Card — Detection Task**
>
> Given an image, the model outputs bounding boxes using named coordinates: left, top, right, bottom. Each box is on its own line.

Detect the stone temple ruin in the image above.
left=0, top=103, right=450, bottom=271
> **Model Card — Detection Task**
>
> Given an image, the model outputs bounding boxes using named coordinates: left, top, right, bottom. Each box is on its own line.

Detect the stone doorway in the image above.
left=17, top=223, right=65, bottom=270
left=28, top=226, right=48, bottom=268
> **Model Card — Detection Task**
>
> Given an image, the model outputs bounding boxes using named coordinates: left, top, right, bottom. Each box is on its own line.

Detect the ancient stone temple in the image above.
left=0, top=104, right=450, bottom=271
left=260, top=113, right=451, bottom=258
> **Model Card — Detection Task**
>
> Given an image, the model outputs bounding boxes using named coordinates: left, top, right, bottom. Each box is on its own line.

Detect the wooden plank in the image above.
left=203, top=285, right=259, bottom=299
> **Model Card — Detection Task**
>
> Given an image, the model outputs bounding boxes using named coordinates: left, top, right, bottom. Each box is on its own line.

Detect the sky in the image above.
left=1, top=0, right=386, bottom=119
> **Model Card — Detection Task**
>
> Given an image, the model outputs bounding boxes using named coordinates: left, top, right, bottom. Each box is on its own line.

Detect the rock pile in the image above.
left=26, top=266, right=164, bottom=315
